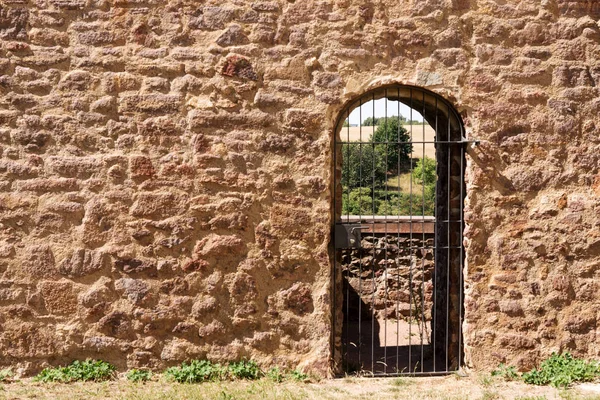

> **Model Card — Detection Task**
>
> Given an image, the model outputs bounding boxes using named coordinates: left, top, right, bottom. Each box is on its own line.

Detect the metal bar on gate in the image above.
left=336, top=141, right=473, bottom=144
left=341, top=245, right=463, bottom=250
left=368, top=371, right=453, bottom=378
left=333, top=92, right=338, bottom=375
left=371, top=92, right=376, bottom=374
left=459, top=122, right=465, bottom=370
left=408, top=88, right=413, bottom=373
left=420, top=89, right=426, bottom=373
left=383, top=90, right=388, bottom=374
left=456, top=111, right=465, bottom=369
left=344, top=108, right=350, bottom=371
left=358, top=98, right=363, bottom=368
left=433, top=95, right=438, bottom=372
left=446, top=102, right=451, bottom=372
left=459, top=113, right=465, bottom=371
left=396, top=89, right=401, bottom=374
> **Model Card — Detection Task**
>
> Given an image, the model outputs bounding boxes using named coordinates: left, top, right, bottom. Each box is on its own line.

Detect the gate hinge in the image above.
left=460, top=138, right=480, bottom=146
left=335, top=224, right=362, bottom=249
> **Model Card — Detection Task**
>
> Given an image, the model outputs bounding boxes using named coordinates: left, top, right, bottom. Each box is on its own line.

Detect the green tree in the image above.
left=411, top=157, right=436, bottom=216
left=341, top=118, right=414, bottom=190
left=371, top=117, right=413, bottom=173
left=363, top=115, right=406, bottom=127
left=377, top=192, right=433, bottom=216
left=342, top=188, right=377, bottom=215
left=362, top=117, right=380, bottom=126
left=413, top=157, right=436, bottom=186
left=341, top=143, right=386, bottom=189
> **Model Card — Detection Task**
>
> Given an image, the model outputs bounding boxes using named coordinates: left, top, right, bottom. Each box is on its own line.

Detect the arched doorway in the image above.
left=332, top=85, right=466, bottom=376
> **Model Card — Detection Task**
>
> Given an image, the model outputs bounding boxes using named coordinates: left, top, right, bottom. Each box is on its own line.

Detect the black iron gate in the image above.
left=332, top=85, right=469, bottom=376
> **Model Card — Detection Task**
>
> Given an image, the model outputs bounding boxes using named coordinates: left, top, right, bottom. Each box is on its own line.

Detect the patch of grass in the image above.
left=288, top=370, right=309, bottom=382
left=34, top=360, right=116, bottom=383
left=266, top=367, right=284, bottom=383
left=0, top=369, right=13, bottom=382
left=0, top=376, right=577, bottom=400
left=522, top=353, right=600, bottom=388
left=164, top=360, right=225, bottom=383
left=480, top=390, right=500, bottom=400
left=557, top=389, right=600, bottom=400
left=126, top=369, right=151, bottom=382
left=477, top=374, right=495, bottom=388
left=391, top=377, right=410, bottom=386
left=227, top=360, right=262, bottom=380
left=164, top=360, right=265, bottom=383
left=159, top=359, right=324, bottom=387
left=491, top=363, right=519, bottom=381
left=558, top=391, right=578, bottom=400
left=219, top=391, right=235, bottom=400
left=3, top=379, right=311, bottom=400
left=386, top=172, right=413, bottom=192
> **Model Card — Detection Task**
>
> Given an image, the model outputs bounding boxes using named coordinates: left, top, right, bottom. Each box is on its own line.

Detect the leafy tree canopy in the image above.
left=362, top=115, right=407, bottom=126
left=371, top=117, right=413, bottom=173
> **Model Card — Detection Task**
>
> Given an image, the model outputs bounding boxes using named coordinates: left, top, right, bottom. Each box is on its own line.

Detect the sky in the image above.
left=345, top=98, right=425, bottom=126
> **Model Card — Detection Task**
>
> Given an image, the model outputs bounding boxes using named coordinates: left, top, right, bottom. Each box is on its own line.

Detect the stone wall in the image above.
left=341, top=234, right=435, bottom=322
left=1, top=0, right=600, bottom=375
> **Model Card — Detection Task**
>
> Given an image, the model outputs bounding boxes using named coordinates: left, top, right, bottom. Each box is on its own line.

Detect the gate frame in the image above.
left=330, top=84, right=472, bottom=377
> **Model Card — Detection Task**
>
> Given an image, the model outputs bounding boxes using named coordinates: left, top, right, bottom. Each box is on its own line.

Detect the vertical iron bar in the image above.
left=358, top=98, right=363, bottom=369
left=408, top=89, right=413, bottom=373
left=371, top=92, right=376, bottom=374
left=396, top=90, right=401, bottom=374
left=335, top=105, right=339, bottom=373
left=384, top=90, right=388, bottom=374
left=420, top=90, right=426, bottom=373
left=446, top=103, right=451, bottom=372
left=344, top=108, right=350, bottom=371
left=333, top=99, right=337, bottom=376
left=433, top=96, right=438, bottom=372
left=459, top=113, right=464, bottom=372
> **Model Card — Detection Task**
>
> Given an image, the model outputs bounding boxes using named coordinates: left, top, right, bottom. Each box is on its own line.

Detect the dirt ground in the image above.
left=1, top=374, right=599, bottom=400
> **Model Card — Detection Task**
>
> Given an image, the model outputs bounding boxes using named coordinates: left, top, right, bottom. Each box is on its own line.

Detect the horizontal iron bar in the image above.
left=337, top=219, right=464, bottom=223
left=338, top=246, right=463, bottom=250
left=340, top=216, right=436, bottom=222
left=369, top=371, right=457, bottom=377
left=358, top=222, right=434, bottom=234
left=336, top=140, right=476, bottom=145
left=337, top=371, right=457, bottom=378
left=417, top=246, right=463, bottom=249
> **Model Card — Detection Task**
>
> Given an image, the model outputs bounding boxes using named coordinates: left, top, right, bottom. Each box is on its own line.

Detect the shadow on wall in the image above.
left=342, top=275, right=447, bottom=375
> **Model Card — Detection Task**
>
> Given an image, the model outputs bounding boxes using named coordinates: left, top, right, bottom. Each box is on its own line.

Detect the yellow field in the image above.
left=339, top=124, right=436, bottom=159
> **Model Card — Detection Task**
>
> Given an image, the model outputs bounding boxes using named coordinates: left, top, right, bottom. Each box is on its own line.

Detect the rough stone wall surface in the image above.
left=342, top=234, right=435, bottom=321
left=0, top=0, right=599, bottom=375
